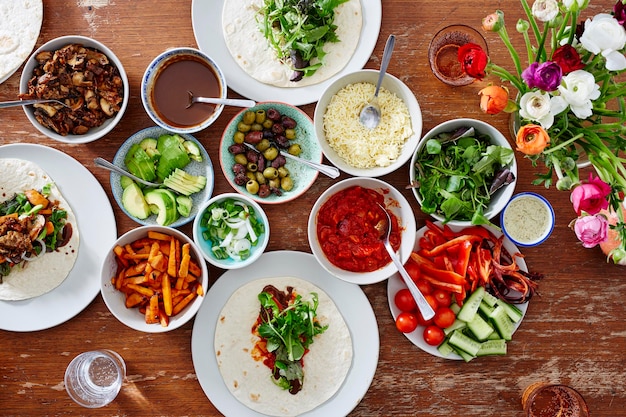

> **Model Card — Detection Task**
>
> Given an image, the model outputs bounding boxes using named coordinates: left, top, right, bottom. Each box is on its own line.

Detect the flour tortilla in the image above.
left=0, top=0, right=43, bottom=83
left=222, top=0, right=362, bottom=88
left=0, top=158, right=79, bottom=301
left=214, top=276, right=353, bottom=416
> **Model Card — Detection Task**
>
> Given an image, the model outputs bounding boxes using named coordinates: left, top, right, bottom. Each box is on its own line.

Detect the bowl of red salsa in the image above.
left=307, top=177, right=417, bottom=284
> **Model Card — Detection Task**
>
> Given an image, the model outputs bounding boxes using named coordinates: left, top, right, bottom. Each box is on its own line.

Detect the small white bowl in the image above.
left=501, top=192, right=555, bottom=247
left=409, top=118, right=517, bottom=226
left=141, top=47, right=226, bottom=134
left=192, top=193, right=270, bottom=270
left=313, top=69, right=422, bottom=177
left=308, top=177, right=416, bottom=284
left=19, top=35, right=129, bottom=143
left=100, top=226, right=208, bottom=333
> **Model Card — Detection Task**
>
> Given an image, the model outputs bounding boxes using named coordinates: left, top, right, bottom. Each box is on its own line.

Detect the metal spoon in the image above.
left=377, top=203, right=435, bottom=320
left=0, top=99, right=70, bottom=109
left=242, top=142, right=340, bottom=179
left=93, top=157, right=162, bottom=188
left=186, top=91, right=255, bottom=109
left=359, top=34, right=396, bottom=129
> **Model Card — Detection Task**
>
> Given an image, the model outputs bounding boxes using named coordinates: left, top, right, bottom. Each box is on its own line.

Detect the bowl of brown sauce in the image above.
left=141, top=47, right=226, bottom=134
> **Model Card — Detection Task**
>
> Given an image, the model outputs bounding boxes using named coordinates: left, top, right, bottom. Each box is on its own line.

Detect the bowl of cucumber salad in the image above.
left=110, top=126, right=214, bottom=228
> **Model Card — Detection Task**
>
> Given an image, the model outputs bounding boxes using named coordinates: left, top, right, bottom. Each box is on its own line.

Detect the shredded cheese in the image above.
left=323, top=82, right=413, bottom=168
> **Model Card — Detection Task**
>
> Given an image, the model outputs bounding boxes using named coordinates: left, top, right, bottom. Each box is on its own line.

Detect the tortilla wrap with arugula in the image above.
left=222, top=0, right=363, bottom=88
left=214, top=276, right=353, bottom=416
left=0, top=158, right=79, bottom=301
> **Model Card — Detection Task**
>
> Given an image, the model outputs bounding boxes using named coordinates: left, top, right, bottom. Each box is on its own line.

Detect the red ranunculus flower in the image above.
left=552, top=44, right=585, bottom=74
left=458, top=43, right=488, bottom=80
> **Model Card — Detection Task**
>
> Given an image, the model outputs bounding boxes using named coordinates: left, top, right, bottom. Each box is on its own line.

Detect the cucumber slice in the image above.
left=467, top=313, right=494, bottom=341
left=437, top=340, right=455, bottom=357
left=443, top=319, right=466, bottom=336
left=496, top=299, right=524, bottom=323
left=489, top=305, right=515, bottom=341
left=448, top=329, right=482, bottom=356
left=478, top=300, right=495, bottom=317
left=477, top=339, right=507, bottom=356
left=481, top=290, right=499, bottom=307
left=457, top=286, right=485, bottom=322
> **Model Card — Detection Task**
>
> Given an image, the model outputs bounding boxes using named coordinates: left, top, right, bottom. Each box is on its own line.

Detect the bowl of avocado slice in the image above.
left=109, top=126, right=214, bottom=228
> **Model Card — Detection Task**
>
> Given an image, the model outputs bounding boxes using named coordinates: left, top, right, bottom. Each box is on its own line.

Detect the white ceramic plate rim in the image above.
left=191, top=250, right=379, bottom=416
left=387, top=222, right=529, bottom=360
left=0, top=143, right=117, bottom=331
left=191, top=0, right=382, bottom=106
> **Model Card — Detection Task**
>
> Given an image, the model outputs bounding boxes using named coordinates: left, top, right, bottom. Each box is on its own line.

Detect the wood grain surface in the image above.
left=1, top=1, right=624, bottom=416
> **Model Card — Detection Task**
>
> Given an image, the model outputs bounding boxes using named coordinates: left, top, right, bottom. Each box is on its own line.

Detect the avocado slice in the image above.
left=125, top=145, right=157, bottom=182
left=144, top=188, right=180, bottom=226
left=121, top=183, right=151, bottom=219
left=156, top=134, right=191, bottom=181
left=176, top=195, right=193, bottom=217
left=163, top=168, right=207, bottom=196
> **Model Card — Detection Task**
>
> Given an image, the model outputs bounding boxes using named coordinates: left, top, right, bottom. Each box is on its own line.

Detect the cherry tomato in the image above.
left=416, top=309, right=433, bottom=326
left=433, top=307, right=456, bottom=328
left=423, top=325, right=445, bottom=346
left=404, top=260, right=420, bottom=281
left=433, top=289, right=452, bottom=307
left=416, top=279, right=433, bottom=295
left=424, top=294, right=439, bottom=311
left=396, top=312, right=419, bottom=333
left=394, top=289, right=417, bottom=312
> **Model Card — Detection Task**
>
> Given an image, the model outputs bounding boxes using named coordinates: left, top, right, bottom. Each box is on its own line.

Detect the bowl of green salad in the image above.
left=109, top=126, right=214, bottom=228
left=192, top=193, right=269, bottom=270
left=409, top=118, right=517, bottom=227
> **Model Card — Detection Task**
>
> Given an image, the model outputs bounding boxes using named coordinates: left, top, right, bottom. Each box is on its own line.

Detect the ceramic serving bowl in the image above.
left=307, top=177, right=417, bottom=285
left=313, top=69, right=422, bottom=177
left=100, top=226, right=209, bottom=333
left=409, top=118, right=517, bottom=226
left=219, top=101, right=322, bottom=204
left=141, top=47, right=226, bottom=134
left=501, top=192, right=555, bottom=247
left=192, top=193, right=270, bottom=270
left=19, top=35, right=129, bottom=143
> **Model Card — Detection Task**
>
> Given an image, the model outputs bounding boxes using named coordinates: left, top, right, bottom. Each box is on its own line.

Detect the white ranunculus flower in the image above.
left=532, top=0, right=559, bottom=22
left=556, top=70, right=600, bottom=119
left=580, top=13, right=626, bottom=71
left=519, top=91, right=554, bottom=129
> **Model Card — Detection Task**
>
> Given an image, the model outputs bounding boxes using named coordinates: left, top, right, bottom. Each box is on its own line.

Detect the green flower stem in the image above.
left=496, top=25, right=524, bottom=78
left=487, top=64, right=526, bottom=92
left=520, top=0, right=541, bottom=47
left=543, top=132, right=584, bottom=154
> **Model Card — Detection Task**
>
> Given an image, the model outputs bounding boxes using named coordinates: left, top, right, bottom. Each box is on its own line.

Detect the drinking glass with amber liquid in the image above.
left=522, top=383, right=590, bottom=417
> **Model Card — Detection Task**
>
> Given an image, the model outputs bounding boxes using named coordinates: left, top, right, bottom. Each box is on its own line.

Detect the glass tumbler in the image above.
left=64, top=349, right=126, bottom=408
left=522, top=382, right=590, bottom=417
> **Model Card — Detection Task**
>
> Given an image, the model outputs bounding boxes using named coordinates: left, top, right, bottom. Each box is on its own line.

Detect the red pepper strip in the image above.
left=453, top=239, right=473, bottom=277
left=420, top=273, right=464, bottom=294
left=452, top=225, right=497, bottom=241
left=411, top=254, right=467, bottom=286
left=418, top=236, right=434, bottom=251
left=454, top=288, right=467, bottom=307
left=420, top=234, right=483, bottom=257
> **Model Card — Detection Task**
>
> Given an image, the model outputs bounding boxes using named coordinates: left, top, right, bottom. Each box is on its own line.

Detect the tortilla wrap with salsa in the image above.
left=0, top=158, right=79, bottom=301
left=222, top=0, right=363, bottom=88
left=214, top=276, right=353, bottom=416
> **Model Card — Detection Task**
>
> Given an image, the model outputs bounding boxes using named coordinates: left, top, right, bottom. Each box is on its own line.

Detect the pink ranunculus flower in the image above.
left=574, top=214, right=609, bottom=248
left=570, top=173, right=612, bottom=215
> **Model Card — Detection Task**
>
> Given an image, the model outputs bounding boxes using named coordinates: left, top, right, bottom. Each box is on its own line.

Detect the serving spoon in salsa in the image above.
left=377, top=203, right=435, bottom=320
left=186, top=91, right=256, bottom=109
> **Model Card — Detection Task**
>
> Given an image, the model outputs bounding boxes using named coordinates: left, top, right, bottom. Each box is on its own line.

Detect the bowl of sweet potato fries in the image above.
left=100, top=226, right=208, bottom=332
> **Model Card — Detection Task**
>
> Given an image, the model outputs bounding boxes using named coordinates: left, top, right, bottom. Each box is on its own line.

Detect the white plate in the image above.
left=387, top=223, right=529, bottom=360
left=0, top=144, right=117, bottom=331
left=191, top=0, right=382, bottom=106
left=191, top=250, right=379, bottom=416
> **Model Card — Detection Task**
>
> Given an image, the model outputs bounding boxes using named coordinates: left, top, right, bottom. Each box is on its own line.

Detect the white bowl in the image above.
left=409, top=118, right=517, bottom=226
left=501, top=192, right=555, bottom=247
left=19, top=35, right=129, bottom=143
left=192, top=193, right=270, bottom=269
left=101, top=226, right=208, bottom=333
left=307, top=177, right=416, bottom=284
left=141, top=47, right=226, bottom=134
left=313, top=69, right=422, bottom=177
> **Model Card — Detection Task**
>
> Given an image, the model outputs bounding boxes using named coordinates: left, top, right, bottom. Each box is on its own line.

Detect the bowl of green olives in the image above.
left=219, top=101, right=323, bottom=204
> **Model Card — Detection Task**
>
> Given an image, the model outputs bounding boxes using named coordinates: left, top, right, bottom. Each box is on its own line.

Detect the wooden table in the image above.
left=1, top=1, right=624, bottom=416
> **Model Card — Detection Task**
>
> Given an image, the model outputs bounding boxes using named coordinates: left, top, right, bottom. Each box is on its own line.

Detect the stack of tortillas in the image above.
left=0, top=0, right=43, bottom=84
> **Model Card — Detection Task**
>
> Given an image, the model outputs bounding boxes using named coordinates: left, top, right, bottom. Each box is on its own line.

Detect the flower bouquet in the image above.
left=458, top=0, right=626, bottom=264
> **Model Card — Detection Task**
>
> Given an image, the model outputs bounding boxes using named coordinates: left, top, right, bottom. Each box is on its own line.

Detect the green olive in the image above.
left=285, top=128, right=296, bottom=140
left=263, top=167, right=279, bottom=179
left=242, top=111, right=256, bottom=125
left=269, top=178, right=281, bottom=189
left=281, top=176, right=294, bottom=191
left=256, top=138, right=271, bottom=152
left=255, top=109, right=266, bottom=124
left=263, top=147, right=279, bottom=161
left=246, top=179, right=259, bottom=194
left=262, top=119, right=273, bottom=129
left=251, top=123, right=263, bottom=131
left=237, top=121, right=251, bottom=133
left=245, top=171, right=256, bottom=181
left=233, top=131, right=245, bottom=144
left=277, top=166, right=289, bottom=178
left=288, top=144, right=302, bottom=156
left=255, top=171, right=266, bottom=184
left=234, top=154, right=248, bottom=165
left=247, top=162, right=258, bottom=172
